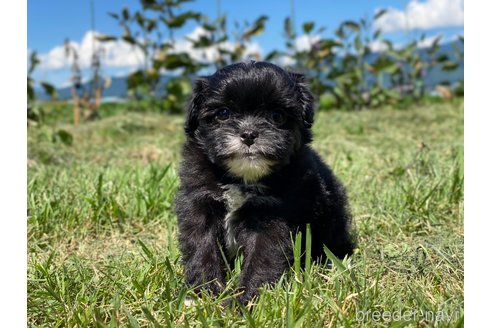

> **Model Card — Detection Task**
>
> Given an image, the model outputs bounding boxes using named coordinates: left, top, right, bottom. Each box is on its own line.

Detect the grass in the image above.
left=28, top=99, right=464, bottom=327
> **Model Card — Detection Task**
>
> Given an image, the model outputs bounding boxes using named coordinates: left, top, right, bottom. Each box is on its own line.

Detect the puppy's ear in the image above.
left=289, top=72, right=314, bottom=128
left=184, top=77, right=208, bottom=136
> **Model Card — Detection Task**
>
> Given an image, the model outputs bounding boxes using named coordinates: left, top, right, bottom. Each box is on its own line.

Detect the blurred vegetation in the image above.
left=28, top=52, right=77, bottom=146
left=27, top=52, right=58, bottom=123
left=29, top=0, right=463, bottom=119
left=96, top=0, right=268, bottom=114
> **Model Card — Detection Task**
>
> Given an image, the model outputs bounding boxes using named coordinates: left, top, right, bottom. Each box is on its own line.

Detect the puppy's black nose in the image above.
left=240, top=130, right=258, bottom=146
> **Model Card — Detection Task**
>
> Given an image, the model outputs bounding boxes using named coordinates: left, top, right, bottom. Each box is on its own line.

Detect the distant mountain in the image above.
left=36, top=41, right=463, bottom=101
left=36, top=75, right=175, bottom=101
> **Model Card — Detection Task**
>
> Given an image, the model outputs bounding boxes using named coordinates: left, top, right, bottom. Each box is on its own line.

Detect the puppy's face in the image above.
left=185, top=62, right=314, bottom=183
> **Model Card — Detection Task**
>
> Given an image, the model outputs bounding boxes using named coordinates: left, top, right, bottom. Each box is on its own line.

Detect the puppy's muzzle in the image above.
left=240, top=130, right=259, bottom=147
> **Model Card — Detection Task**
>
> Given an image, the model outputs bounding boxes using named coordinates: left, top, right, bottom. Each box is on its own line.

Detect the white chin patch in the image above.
left=225, top=157, right=274, bottom=183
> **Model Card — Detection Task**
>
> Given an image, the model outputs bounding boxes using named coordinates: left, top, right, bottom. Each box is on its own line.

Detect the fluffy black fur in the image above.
left=175, top=61, right=355, bottom=305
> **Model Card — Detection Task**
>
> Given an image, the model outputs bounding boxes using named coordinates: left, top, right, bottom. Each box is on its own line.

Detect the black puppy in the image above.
left=175, top=61, right=355, bottom=305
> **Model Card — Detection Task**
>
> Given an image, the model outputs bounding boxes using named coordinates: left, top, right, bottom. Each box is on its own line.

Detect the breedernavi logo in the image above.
left=356, top=308, right=460, bottom=323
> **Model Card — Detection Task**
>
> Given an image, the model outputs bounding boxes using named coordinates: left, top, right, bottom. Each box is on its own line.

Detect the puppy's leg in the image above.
left=177, top=202, right=227, bottom=296
left=235, top=222, right=292, bottom=305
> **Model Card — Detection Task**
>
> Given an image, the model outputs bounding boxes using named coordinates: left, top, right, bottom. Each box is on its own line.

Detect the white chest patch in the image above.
left=221, top=185, right=251, bottom=258
left=224, top=157, right=274, bottom=184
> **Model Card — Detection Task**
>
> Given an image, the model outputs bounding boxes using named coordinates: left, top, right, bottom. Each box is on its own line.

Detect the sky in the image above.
left=27, top=0, right=464, bottom=87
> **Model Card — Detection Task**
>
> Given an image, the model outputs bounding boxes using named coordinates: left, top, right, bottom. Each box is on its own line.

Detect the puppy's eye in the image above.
left=216, top=108, right=231, bottom=121
left=271, top=111, right=286, bottom=125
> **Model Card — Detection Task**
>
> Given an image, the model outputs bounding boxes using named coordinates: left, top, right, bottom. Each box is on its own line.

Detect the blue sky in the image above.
left=28, top=0, right=464, bottom=87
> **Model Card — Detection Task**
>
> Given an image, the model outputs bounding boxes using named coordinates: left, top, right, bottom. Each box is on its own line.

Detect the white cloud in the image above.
left=369, top=39, right=391, bottom=52
left=38, top=31, right=146, bottom=71
left=368, top=34, right=443, bottom=52
left=267, top=34, right=322, bottom=68
left=374, top=0, right=464, bottom=33
left=294, top=34, right=321, bottom=52
left=171, top=26, right=263, bottom=63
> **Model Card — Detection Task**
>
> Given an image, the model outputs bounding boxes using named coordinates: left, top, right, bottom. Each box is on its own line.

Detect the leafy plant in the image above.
left=31, top=3, right=463, bottom=114
left=99, top=0, right=204, bottom=112
left=189, top=13, right=267, bottom=69
left=270, top=9, right=461, bottom=110
left=268, top=10, right=401, bottom=110
left=27, top=51, right=58, bottom=123
left=451, top=35, right=464, bottom=97
left=99, top=0, right=268, bottom=113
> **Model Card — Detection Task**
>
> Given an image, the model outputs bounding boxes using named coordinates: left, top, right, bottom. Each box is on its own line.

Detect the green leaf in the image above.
left=189, top=35, right=214, bottom=48
left=374, top=9, right=387, bottom=20
left=54, top=129, right=73, bottom=146
left=284, top=17, right=294, bottom=39
left=127, top=70, right=145, bottom=90
left=164, top=11, right=201, bottom=28
left=135, top=12, right=145, bottom=28
left=371, top=56, right=398, bottom=74
left=335, top=26, right=345, bottom=39
left=122, top=35, right=137, bottom=45
left=436, top=54, right=449, bottom=63
left=201, top=23, right=217, bottom=32
left=146, top=19, right=156, bottom=32
left=265, top=50, right=282, bottom=61
left=382, top=39, right=393, bottom=51
left=442, top=61, right=459, bottom=71
left=122, top=7, right=130, bottom=20
left=243, top=15, right=268, bottom=40
left=167, top=0, right=194, bottom=5
left=373, top=29, right=382, bottom=40
left=108, top=12, right=119, bottom=20
left=27, top=79, right=35, bottom=101
left=28, top=51, right=40, bottom=75
left=140, top=0, right=157, bottom=9
left=430, top=35, right=442, bottom=49
left=318, top=39, right=342, bottom=50
left=302, top=21, right=315, bottom=34
left=40, top=82, right=58, bottom=99
left=95, top=34, right=117, bottom=42
left=341, top=20, right=360, bottom=33
left=163, top=53, right=196, bottom=70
